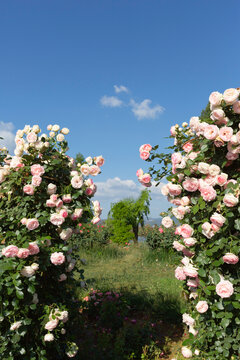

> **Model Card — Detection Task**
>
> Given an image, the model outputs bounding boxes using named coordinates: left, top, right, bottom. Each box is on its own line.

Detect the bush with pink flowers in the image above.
left=0, top=124, right=104, bottom=359
left=138, top=88, right=240, bottom=359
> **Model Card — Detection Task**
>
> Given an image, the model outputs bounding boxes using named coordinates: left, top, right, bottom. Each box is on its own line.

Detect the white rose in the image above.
left=85, top=156, right=93, bottom=165
left=60, top=228, right=73, bottom=241
left=31, top=263, right=39, bottom=271
left=47, top=124, right=53, bottom=130
left=10, top=321, right=22, bottom=331
left=20, top=266, right=35, bottom=278
left=44, top=333, right=54, bottom=342
left=52, top=124, right=60, bottom=132
left=47, top=183, right=57, bottom=195
left=183, top=237, right=197, bottom=247
left=56, top=133, right=65, bottom=142
left=198, top=162, right=210, bottom=174
left=49, top=131, right=55, bottom=137
left=61, top=128, right=70, bottom=135
left=181, top=347, right=192, bottom=358
left=161, top=216, right=173, bottom=228
left=209, top=164, right=220, bottom=176
left=32, top=125, right=40, bottom=133
left=23, top=125, right=31, bottom=134
left=71, top=175, right=83, bottom=189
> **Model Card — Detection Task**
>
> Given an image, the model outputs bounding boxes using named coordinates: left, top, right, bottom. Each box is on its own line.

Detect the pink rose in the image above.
left=159, top=227, right=163, bottom=233
left=202, top=222, right=215, bottom=239
left=80, top=164, right=90, bottom=176
left=204, top=125, right=219, bottom=140
left=21, top=218, right=27, bottom=225
left=210, top=213, right=226, bottom=227
left=32, top=175, right=42, bottom=187
left=183, top=237, right=197, bottom=247
left=62, top=194, right=72, bottom=203
left=95, top=155, right=105, bottom=167
left=182, top=142, right=193, bottom=153
left=28, top=242, right=40, bottom=255
left=216, top=173, right=228, bottom=186
left=209, top=91, right=223, bottom=107
left=180, top=224, right=194, bottom=238
left=211, top=109, right=225, bottom=121
left=46, top=199, right=56, bottom=207
left=50, top=252, right=65, bottom=265
left=23, top=184, right=35, bottom=195
left=17, top=248, right=30, bottom=259
left=140, top=151, right=150, bottom=160
left=223, top=193, right=239, bottom=207
left=26, top=218, right=39, bottom=230
left=161, top=216, right=173, bottom=228
left=200, top=185, right=216, bottom=202
left=92, top=216, right=101, bottom=224
left=2, top=245, right=19, bottom=257
left=50, top=213, right=65, bottom=226
left=55, top=199, right=63, bottom=208
left=222, top=253, right=239, bottom=265
left=71, top=175, right=83, bottom=189
left=189, top=116, right=200, bottom=132
left=182, top=313, right=195, bottom=326
left=182, top=178, right=198, bottom=192
left=139, top=144, right=152, bottom=152
left=181, top=196, right=190, bottom=206
left=47, top=183, right=57, bottom=195
left=171, top=152, right=182, bottom=165
left=226, top=152, right=239, bottom=160
left=27, top=131, right=37, bottom=143
left=59, top=208, right=68, bottom=218
left=187, top=278, right=199, bottom=288
left=196, top=300, right=208, bottom=313
left=136, top=168, right=144, bottom=178
left=219, top=127, right=233, bottom=142
left=233, top=100, right=240, bottom=114
left=173, top=240, right=185, bottom=252
left=168, top=184, right=182, bottom=196
left=183, top=265, right=198, bottom=278
left=223, top=88, right=239, bottom=105
left=140, top=173, right=151, bottom=184
left=45, top=319, right=59, bottom=331
left=175, top=266, right=186, bottom=281
left=31, top=164, right=45, bottom=176
left=216, top=280, right=234, bottom=298
left=89, top=165, right=101, bottom=176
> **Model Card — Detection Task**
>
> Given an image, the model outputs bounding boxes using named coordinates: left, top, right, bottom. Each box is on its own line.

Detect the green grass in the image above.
left=75, top=243, right=185, bottom=324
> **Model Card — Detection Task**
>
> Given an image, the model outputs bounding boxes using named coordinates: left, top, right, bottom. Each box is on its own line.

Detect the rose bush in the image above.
left=138, top=88, right=240, bottom=359
left=0, top=124, right=104, bottom=359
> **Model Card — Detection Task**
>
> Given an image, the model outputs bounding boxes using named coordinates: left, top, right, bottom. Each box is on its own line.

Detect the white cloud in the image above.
left=0, top=121, right=15, bottom=154
left=114, top=85, right=129, bottom=94
left=100, top=95, right=123, bottom=108
left=130, top=99, right=164, bottom=120
left=94, top=177, right=169, bottom=218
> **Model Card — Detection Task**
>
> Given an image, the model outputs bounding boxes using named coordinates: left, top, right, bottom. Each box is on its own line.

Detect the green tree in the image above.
left=108, top=190, right=151, bottom=244
left=75, top=152, right=85, bottom=164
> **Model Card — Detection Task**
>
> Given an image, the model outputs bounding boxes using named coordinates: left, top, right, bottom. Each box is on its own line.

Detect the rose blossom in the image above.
left=187, top=278, right=199, bottom=288
left=31, top=164, right=45, bottom=176
left=204, top=124, right=219, bottom=140
left=209, top=164, right=220, bottom=176
left=173, top=240, right=185, bottom=252
left=21, top=218, right=27, bottom=225
left=171, top=152, right=182, bottom=164
left=92, top=216, right=101, bottom=224
left=226, top=152, right=239, bottom=160
left=181, top=196, right=190, bottom=206
left=28, top=242, right=40, bottom=255
left=45, top=319, right=59, bottom=331
left=95, top=155, right=105, bottom=167
left=140, top=173, right=151, bottom=184
left=62, top=194, right=72, bottom=203
left=44, top=334, right=54, bottom=342
left=219, top=127, right=233, bottom=142
left=233, top=100, right=240, bottom=114
left=202, top=222, right=214, bottom=239
left=2, top=245, right=19, bottom=257
left=50, top=252, right=65, bottom=265
left=10, top=321, right=22, bottom=331
left=71, top=175, right=83, bottom=189
left=200, top=185, right=216, bottom=202
left=222, top=253, right=239, bottom=264
left=180, top=224, right=194, bottom=238
left=181, top=347, right=192, bottom=359
left=189, top=116, right=200, bottom=132
left=198, top=162, right=210, bottom=174
left=223, top=193, right=239, bottom=207
left=182, top=313, right=195, bottom=326
left=223, top=88, right=239, bottom=105
left=211, top=108, right=225, bottom=121
left=55, top=199, right=63, bottom=208
left=182, top=178, right=198, bottom=192
left=196, top=300, right=208, bottom=313
left=216, top=173, right=228, bottom=186
left=31, top=263, right=39, bottom=271
left=32, top=175, right=42, bottom=187
left=17, top=248, right=30, bottom=259
left=183, top=265, right=198, bottom=278
left=161, top=184, right=169, bottom=196
left=20, top=266, right=35, bottom=277
left=27, top=131, right=37, bottom=143
left=167, top=183, right=182, bottom=196
left=209, top=91, right=223, bottom=107
left=46, top=199, right=56, bottom=207
left=175, top=266, right=186, bottom=281
left=26, top=218, right=39, bottom=230
left=23, top=185, right=35, bottom=195
left=59, top=208, right=68, bottom=218
left=140, top=151, right=150, bottom=160
left=139, top=144, right=152, bottom=152
left=50, top=213, right=65, bottom=226
left=56, top=133, right=64, bottom=142
left=189, top=326, right=198, bottom=336
left=136, top=168, right=144, bottom=178
left=210, top=213, right=226, bottom=227
left=47, top=183, right=57, bottom=195
left=182, top=142, right=193, bottom=153
left=183, top=237, right=197, bottom=247
left=161, top=216, right=173, bottom=228
left=216, top=280, right=234, bottom=298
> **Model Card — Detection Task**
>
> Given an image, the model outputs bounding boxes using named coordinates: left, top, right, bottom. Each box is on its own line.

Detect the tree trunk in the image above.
left=132, top=225, right=138, bottom=244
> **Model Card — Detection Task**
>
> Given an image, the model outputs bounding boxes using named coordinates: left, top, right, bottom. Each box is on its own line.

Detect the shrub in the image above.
left=146, top=226, right=179, bottom=251
left=138, top=87, right=240, bottom=359
left=71, top=222, right=112, bottom=249
left=0, top=124, right=104, bottom=359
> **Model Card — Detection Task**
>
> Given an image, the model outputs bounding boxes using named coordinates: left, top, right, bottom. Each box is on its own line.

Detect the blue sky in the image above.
left=0, top=0, right=239, bottom=218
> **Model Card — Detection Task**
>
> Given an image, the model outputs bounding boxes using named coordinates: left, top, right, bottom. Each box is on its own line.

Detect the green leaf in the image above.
left=16, top=289, right=24, bottom=299
left=234, top=219, right=240, bottom=230
left=221, top=318, right=230, bottom=328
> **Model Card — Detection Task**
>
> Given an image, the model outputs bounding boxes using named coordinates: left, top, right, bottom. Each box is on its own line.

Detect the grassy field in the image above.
left=74, top=243, right=186, bottom=359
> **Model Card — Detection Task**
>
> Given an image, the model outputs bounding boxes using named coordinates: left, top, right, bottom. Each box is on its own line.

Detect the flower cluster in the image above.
left=138, top=88, right=240, bottom=359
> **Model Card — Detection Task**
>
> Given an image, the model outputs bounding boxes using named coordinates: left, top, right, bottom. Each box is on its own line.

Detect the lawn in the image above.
left=74, top=243, right=187, bottom=359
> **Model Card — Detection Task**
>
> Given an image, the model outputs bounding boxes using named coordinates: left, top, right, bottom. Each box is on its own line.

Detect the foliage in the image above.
left=146, top=226, right=179, bottom=251
left=108, top=190, right=151, bottom=244
left=71, top=222, right=111, bottom=249
left=139, top=88, right=240, bottom=359
left=0, top=124, right=103, bottom=359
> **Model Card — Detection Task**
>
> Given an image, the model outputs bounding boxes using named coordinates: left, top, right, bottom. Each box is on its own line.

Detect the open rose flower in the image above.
left=161, top=216, right=173, bottom=228
left=216, top=280, right=234, bottom=298
left=196, top=300, right=208, bottom=313
left=23, top=185, right=35, bottom=195
left=31, top=164, right=45, bottom=176
left=222, top=253, right=239, bottom=265
left=140, top=151, right=150, bottom=160
left=223, top=193, right=239, bottom=207
left=50, top=252, right=65, bottom=265
left=17, top=248, right=30, bottom=259
left=26, top=218, right=39, bottom=230
left=2, top=245, right=19, bottom=257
